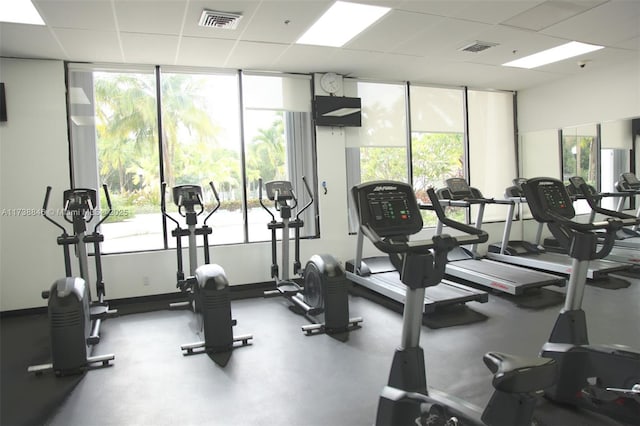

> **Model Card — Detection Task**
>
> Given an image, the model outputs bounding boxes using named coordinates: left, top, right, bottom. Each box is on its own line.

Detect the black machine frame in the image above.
left=259, top=177, right=362, bottom=336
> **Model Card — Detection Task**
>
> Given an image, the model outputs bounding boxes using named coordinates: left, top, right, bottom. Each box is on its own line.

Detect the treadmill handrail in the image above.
left=424, top=188, right=489, bottom=243
left=359, top=187, right=488, bottom=255
left=574, top=183, right=639, bottom=224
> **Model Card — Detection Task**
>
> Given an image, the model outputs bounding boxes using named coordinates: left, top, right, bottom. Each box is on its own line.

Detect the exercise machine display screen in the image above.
left=524, top=178, right=575, bottom=221
left=368, top=194, right=412, bottom=226
left=445, top=178, right=472, bottom=198
left=173, top=185, right=203, bottom=207
left=265, top=181, right=294, bottom=201
left=620, top=172, right=640, bottom=190
left=353, top=181, right=423, bottom=238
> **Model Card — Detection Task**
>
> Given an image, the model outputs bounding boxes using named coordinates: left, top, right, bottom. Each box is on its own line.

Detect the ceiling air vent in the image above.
left=458, top=41, right=499, bottom=53
left=198, top=9, right=243, bottom=29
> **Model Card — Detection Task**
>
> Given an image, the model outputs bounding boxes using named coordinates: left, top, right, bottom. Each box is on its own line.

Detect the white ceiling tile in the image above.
left=240, top=0, right=331, bottom=44
left=346, top=10, right=444, bottom=52
left=175, top=36, right=236, bottom=68
left=542, top=0, right=640, bottom=46
left=114, top=0, right=187, bottom=35
left=53, top=28, right=123, bottom=62
left=34, top=0, right=116, bottom=31
left=120, top=33, right=179, bottom=65
left=225, top=40, right=290, bottom=70
left=0, top=23, right=66, bottom=59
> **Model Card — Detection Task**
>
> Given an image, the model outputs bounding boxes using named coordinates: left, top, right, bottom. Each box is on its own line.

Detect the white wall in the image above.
left=518, top=59, right=640, bottom=133
left=0, top=58, right=70, bottom=311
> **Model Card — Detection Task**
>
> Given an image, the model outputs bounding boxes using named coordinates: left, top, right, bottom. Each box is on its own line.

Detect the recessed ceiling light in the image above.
left=502, top=41, right=603, bottom=69
left=297, top=1, right=390, bottom=48
left=0, top=0, right=45, bottom=25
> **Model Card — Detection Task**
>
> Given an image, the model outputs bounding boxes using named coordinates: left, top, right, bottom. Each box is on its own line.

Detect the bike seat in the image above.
left=483, top=351, right=556, bottom=393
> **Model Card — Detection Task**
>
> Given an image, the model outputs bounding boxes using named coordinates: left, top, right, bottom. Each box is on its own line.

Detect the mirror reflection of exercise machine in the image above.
left=522, top=177, right=640, bottom=424
left=259, top=177, right=362, bottom=337
left=487, top=178, right=631, bottom=289
left=162, top=182, right=252, bottom=361
left=561, top=176, right=640, bottom=276
left=28, top=186, right=117, bottom=375
left=352, top=181, right=556, bottom=426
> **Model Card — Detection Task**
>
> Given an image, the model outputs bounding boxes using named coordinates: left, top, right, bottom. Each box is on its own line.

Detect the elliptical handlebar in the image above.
left=42, top=186, right=68, bottom=235
left=93, top=184, right=113, bottom=232
left=258, top=178, right=276, bottom=223
left=295, top=176, right=314, bottom=221
left=203, top=181, right=221, bottom=226
left=161, top=182, right=181, bottom=228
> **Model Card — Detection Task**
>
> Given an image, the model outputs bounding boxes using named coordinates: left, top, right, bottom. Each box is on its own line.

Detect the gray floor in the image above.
left=2, top=274, right=640, bottom=426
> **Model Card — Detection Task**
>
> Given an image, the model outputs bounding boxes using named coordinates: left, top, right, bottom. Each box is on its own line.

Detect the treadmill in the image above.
left=486, top=179, right=632, bottom=288
left=611, top=172, right=640, bottom=249
left=435, top=178, right=566, bottom=308
left=345, top=183, right=489, bottom=328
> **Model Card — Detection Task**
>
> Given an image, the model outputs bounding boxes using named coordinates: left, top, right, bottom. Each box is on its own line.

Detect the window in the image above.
left=160, top=70, right=243, bottom=246
left=68, top=65, right=162, bottom=253
left=467, top=89, right=516, bottom=222
left=67, top=65, right=316, bottom=253
left=601, top=120, right=633, bottom=211
left=241, top=72, right=316, bottom=242
left=562, top=124, right=598, bottom=214
left=409, top=85, right=465, bottom=225
left=345, top=80, right=409, bottom=231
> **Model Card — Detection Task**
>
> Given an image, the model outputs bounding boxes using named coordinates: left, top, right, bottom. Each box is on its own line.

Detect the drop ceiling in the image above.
left=1, top=0, right=638, bottom=91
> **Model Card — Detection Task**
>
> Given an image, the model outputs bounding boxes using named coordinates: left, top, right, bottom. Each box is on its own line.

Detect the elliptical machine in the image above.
left=161, top=182, right=252, bottom=357
left=28, top=185, right=117, bottom=376
left=352, top=181, right=557, bottom=426
left=259, top=177, right=362, bottom=336
left=521, top=177, right=640, bottom=424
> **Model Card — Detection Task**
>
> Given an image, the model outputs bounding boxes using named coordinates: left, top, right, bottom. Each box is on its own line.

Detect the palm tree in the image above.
left=246, top=112, right=286, bottom=187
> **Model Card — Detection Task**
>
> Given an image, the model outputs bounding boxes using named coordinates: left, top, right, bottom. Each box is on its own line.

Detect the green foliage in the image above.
left=94, top=73, right=287, bottom=222
left=412, top=132, right=464, bottom=204
left=562, top=135, right=597, bottom=185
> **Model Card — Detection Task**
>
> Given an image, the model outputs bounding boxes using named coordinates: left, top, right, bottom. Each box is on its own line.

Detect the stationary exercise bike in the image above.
left=28, top=185, right=117, bottom=376
left=351, top=181, right=557, bottom=426
left=259, top=177, right=362, bottom=336
left=521, top=177, right=640, bottom=424
left=161, top=182, right=252, bottom=357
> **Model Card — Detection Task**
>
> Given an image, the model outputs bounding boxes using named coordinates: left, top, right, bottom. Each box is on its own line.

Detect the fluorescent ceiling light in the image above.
left=323, top=108, right=361, bottom=117
left=297, top=1, right=390, bottom=47
left=0, top=0, right=45, bottom=25
left=503, top=41, right=603, bottom=69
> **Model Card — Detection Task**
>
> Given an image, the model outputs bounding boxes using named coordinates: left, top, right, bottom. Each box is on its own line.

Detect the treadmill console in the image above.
left=264, top=180, right=294, bottom=201
left=617, top=172, right=640, bottom=191
left=352, top=181, right=422, bottom=238
left=567, top=176, right=598, bottom=198
left=173, top=185, right=203, bottom=208
left=445, top=178, right=472, bottom=199
left=521, top=178, right=575, bottom=223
